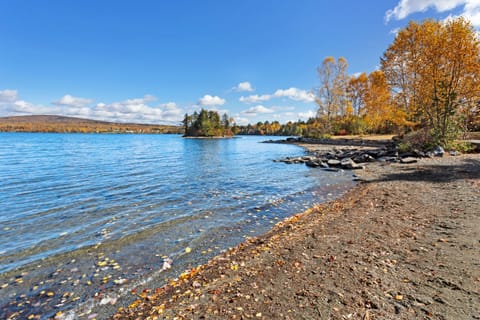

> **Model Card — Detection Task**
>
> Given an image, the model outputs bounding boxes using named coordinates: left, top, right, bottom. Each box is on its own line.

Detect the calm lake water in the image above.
left=0, top=133, right=355, bottom=319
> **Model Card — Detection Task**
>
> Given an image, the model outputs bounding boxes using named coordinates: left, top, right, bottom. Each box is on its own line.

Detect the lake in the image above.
left=0, top=133, right=355, bottom=319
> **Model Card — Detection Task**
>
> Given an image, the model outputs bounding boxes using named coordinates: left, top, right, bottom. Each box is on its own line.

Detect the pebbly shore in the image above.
left=112, top=139, right=480, bottom=319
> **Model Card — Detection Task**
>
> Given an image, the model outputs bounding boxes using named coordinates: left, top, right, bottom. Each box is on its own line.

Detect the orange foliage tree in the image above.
left=362, top=70, right=407, bottom=133
left=381, top=18, right=480, bottom=146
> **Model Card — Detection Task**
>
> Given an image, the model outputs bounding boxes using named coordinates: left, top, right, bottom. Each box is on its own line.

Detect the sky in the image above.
left=1, top=0, right=479, bottom=126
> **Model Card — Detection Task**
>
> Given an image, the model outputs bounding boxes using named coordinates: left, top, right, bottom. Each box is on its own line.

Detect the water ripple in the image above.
left=0, top=133, right=355, bottom=319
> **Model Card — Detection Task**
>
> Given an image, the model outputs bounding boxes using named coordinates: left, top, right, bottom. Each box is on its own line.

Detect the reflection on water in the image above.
left=0, top=133, right=355, bottom=319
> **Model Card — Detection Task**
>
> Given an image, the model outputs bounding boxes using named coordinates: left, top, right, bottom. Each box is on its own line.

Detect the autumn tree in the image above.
left=381, top=18, right=480, bottom=146
left=347, top=72, right=368, bottom=115
left=362, top=70, right=406, bottom=133
left=315, top=56, right=349, bottom=132
left=233, top=120, right=307, bottom=136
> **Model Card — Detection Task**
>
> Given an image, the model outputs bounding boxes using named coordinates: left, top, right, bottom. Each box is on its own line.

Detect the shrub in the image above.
left=447, top=141, right=476, bottom=153
left=397, top=142, right=412, bottom=153
left=399, top=129, right=435, bottom=151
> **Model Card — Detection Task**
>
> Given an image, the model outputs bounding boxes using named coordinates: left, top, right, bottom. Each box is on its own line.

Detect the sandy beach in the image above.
left=112, top=143, right=480, bottom=320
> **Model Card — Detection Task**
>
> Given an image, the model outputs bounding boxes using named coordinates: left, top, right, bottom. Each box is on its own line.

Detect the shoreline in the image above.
left=182, top=135, right=237, bottom=139
left=2, top=136, right=358, bottom=320
left=113, top=142, right=480, bottom=319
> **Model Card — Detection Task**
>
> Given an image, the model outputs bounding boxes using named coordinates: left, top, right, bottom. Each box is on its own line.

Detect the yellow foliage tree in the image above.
left=381, top=18, right=480, bottom=146
left=362, top=70, right=406, bottom=133
left=347, top=72, right=368, bottom=115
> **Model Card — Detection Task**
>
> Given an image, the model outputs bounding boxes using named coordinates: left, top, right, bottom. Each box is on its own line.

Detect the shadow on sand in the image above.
left=367, top=157, right=480, bottom=184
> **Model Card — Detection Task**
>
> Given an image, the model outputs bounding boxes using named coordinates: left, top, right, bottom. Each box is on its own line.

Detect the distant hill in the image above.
left=0, top=115, right=183, bottom=134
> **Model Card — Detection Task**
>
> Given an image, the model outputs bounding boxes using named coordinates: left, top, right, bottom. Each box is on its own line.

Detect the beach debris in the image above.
left=185, top=247, right=192, bottom=254
left=97, top=260, right=108, bottom=267
left=113, top=278, right=128, bottom=285
left=100, top=296, right=117, bottom=305
left=162, top=258, right=173, bottom=271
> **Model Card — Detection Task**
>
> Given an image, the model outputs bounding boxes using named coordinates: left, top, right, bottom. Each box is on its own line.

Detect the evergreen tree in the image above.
left=183, top=109, right=234, bottom=137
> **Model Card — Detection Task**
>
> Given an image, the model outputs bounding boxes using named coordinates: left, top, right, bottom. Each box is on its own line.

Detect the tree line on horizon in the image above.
left=0, top=116, right=183, bottom=134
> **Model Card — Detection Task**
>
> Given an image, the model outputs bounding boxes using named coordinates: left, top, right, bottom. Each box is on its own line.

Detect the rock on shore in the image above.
left=272, top=137, right=460, bottom=171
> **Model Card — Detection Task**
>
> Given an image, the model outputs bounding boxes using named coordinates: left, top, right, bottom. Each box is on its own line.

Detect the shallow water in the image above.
left=0, top=133, right=355, bottom=319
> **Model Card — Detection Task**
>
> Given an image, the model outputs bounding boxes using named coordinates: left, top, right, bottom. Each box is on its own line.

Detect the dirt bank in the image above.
left=113, top=150, right=480, bottom=320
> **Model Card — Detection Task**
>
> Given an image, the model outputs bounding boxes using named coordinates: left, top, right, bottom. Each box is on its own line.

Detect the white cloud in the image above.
left=269, top=113, right=294, bottom=123
left=92, top=95, right=182, bottom=123
left=234, top=81, right=254, bottom=92
left=11, top=100, right=39, bottom=113
left=271, top=105, right=296, bottom=111
left=54, top=94, right=93, bottom=108
left=454, top=0, right=480, bottom=26
left=94, top=95, right=153, bottom=114
left=239, top=87, right=315, bottom=104
left=239, top=94, right=272, bottom=104
left=273, top=87, right=315, bottom=103
left=386, top=0, right=462, bottom=21
left=385, top=0, right=480, bottom=27
left=0, top=89, right=18, bottom=102
left=0, top=89, right=183, bottom=124
left=232, top=115, right=250, bottom=126
left=298, top=110, right=317, bottom=120
left=10, top=100, right=56, bottom=115
left=269, top=110, right=316, bottom=122
left=0, top=89, right=56, bottom=115
left=242, top=105, right=275, bottom=116
left=160, top=102, right=177, bottom=109
left=389, top=27, right=401, bottom=36
left=122, top=94, right=156, bottom=105
left=198, top=94, right=226, bottom=107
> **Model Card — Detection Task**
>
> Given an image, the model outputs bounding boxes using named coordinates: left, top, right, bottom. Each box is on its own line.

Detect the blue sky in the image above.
left=1, top=0, right=479, bottom=125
